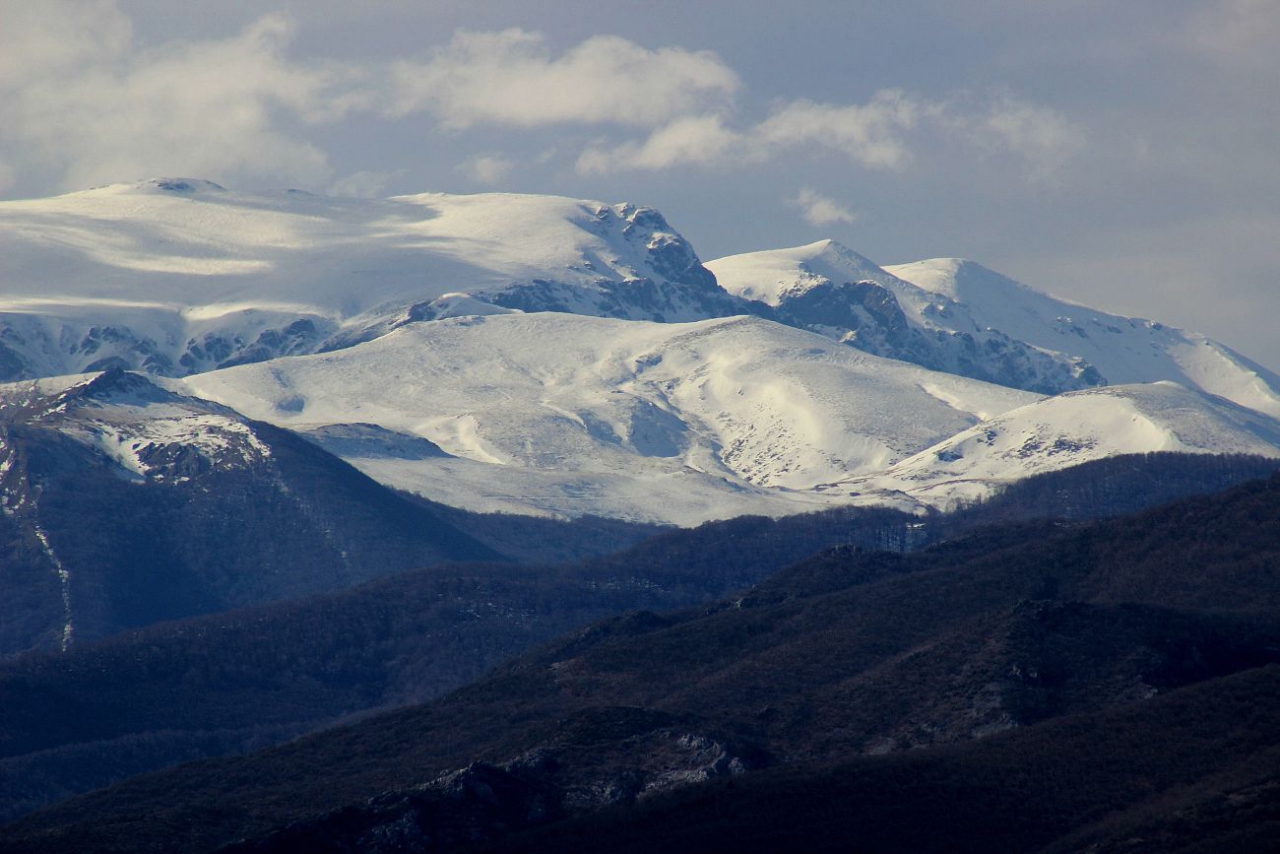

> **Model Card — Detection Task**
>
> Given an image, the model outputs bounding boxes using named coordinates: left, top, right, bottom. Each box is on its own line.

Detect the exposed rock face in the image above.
left=489, top=204, right=751, bottom=323
left=0, top=312, right=343, bottom=383
left=774, top=278, right=1102, bottom=395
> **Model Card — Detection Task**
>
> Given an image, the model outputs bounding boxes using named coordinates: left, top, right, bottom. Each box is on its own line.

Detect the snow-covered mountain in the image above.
left=884, top=257, right=1280, bottom=419
left=173, top=312, right=1280, bottom=522
left=825, top=381, right=1280, bottom=510
left=708, top=240, right=1280, bottom=418
left=0, top=179, right=743, bottom=380
left=2, top=180, right=1278, bottom=525
left=707, top=240, right=1100, bottom=394
left=0, top=369, right=272, bottom=493
left=175, top=313, right=1036, bottom=524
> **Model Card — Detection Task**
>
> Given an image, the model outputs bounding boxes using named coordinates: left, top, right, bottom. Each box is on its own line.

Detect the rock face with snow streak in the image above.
left=0, top=179, right=746, bottom=380
left=0, top=368, right=500, bottom=655
left=0, top=369, right=272, bottom=489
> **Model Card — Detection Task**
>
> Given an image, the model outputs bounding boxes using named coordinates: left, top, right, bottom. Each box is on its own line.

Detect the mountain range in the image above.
left=2, top=179, right=1279, bottom=527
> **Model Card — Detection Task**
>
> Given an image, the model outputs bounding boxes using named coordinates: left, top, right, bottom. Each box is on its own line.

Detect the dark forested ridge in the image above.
left=0, top=501, right=918, bottom=821
left=946, top=450, right=1280, bottom=526
left=483, top=666, right=1280, bottom=854
left=4, top=469, right=1278, bottom=853
left=3, top=451, right=1268, bottom=823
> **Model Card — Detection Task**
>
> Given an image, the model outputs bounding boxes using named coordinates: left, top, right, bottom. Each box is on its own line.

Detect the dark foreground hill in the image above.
left=2, top=453, right=1272, bottom=824
left=4, top=471, right=1278, bottom=853
left=0, top=503, right=917, bottom=822
left=484, top=665, right=1280, bottom=854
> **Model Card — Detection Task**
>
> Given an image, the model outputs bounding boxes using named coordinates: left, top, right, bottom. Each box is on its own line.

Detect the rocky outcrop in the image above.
left=218, top=715, right=753, bottom=854
left=775, top=278, right=1102, bottom=395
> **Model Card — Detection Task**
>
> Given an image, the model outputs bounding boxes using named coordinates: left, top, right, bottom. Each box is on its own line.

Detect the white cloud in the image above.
left=575, top=91, right=922, bottom=175
left=948, top=95, right=1086, bottom=182
left=575, top=88, right=1081, bottom=181
left=753, top=91, right=922, bottom=169
left=390, top=29, right=740, bottom=129
left=0, top=0, right=132, bottom=89
left=0, top=10, right=1085, bottom=200
left=459, top=154, right=515, bottom=185
left=577, top=115, right=741, bottom=174
left=0, top=3, right=370, bottom=192
left=789, top=188, right=858, bottom=227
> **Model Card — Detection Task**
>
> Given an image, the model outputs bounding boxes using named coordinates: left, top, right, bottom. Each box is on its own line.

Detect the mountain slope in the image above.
left=708, top=240, right=1280, bottom=416
left=174, top=314, right=1280, bottom=519
left=0, top=179, right=744, bottom=380
left=0, top=502, right=921, bottom=822
left=0, top=369, right=502, bottom=655
left=4, top=454, right=1274, bottom=824
left=178, top=313, right=1038, bottom=523
left=887, top=256, right=1280, bottom=419
left=488, top=667, right=1280, bottom=854
left=830, top=381, right=1280, bottom=508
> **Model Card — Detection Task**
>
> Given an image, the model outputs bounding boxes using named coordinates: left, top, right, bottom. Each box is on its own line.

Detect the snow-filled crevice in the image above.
left=30, top=504, right=73, bottom=652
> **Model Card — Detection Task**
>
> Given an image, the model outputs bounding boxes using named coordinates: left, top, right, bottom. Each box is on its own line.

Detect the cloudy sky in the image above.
left=2, top=0, right=1278, bottom=368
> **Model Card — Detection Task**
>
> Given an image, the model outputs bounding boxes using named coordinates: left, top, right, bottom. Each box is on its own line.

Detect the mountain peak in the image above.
left=0, top=183, right=747, bottom=381
left=707, top=239, right=893, bottom=306
left=883, top=257, right=1034, bottom=302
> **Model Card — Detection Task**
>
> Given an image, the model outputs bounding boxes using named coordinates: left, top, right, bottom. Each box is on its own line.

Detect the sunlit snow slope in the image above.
left=178, top=313, right=1036, bottom=524
left=827, top=382, right=1280, bottom=509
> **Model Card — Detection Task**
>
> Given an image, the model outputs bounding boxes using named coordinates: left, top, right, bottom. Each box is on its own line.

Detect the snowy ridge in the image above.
left=706, top=239, right=891, bottom=305
left=709, top=241, right=1280, bottom=416
left=0, top=369, right=272, bottom=483
left=884, top=258, right=1280, bottom=419
left=3, top=343, right=1278, bottom=524
left=0, top=179, right=741, bottom=380
left=829, top=382, right=1280, bottom=510
left=179, top=313, right=1036, bottom=524
left=708, top=240, right=1102, bottom=395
